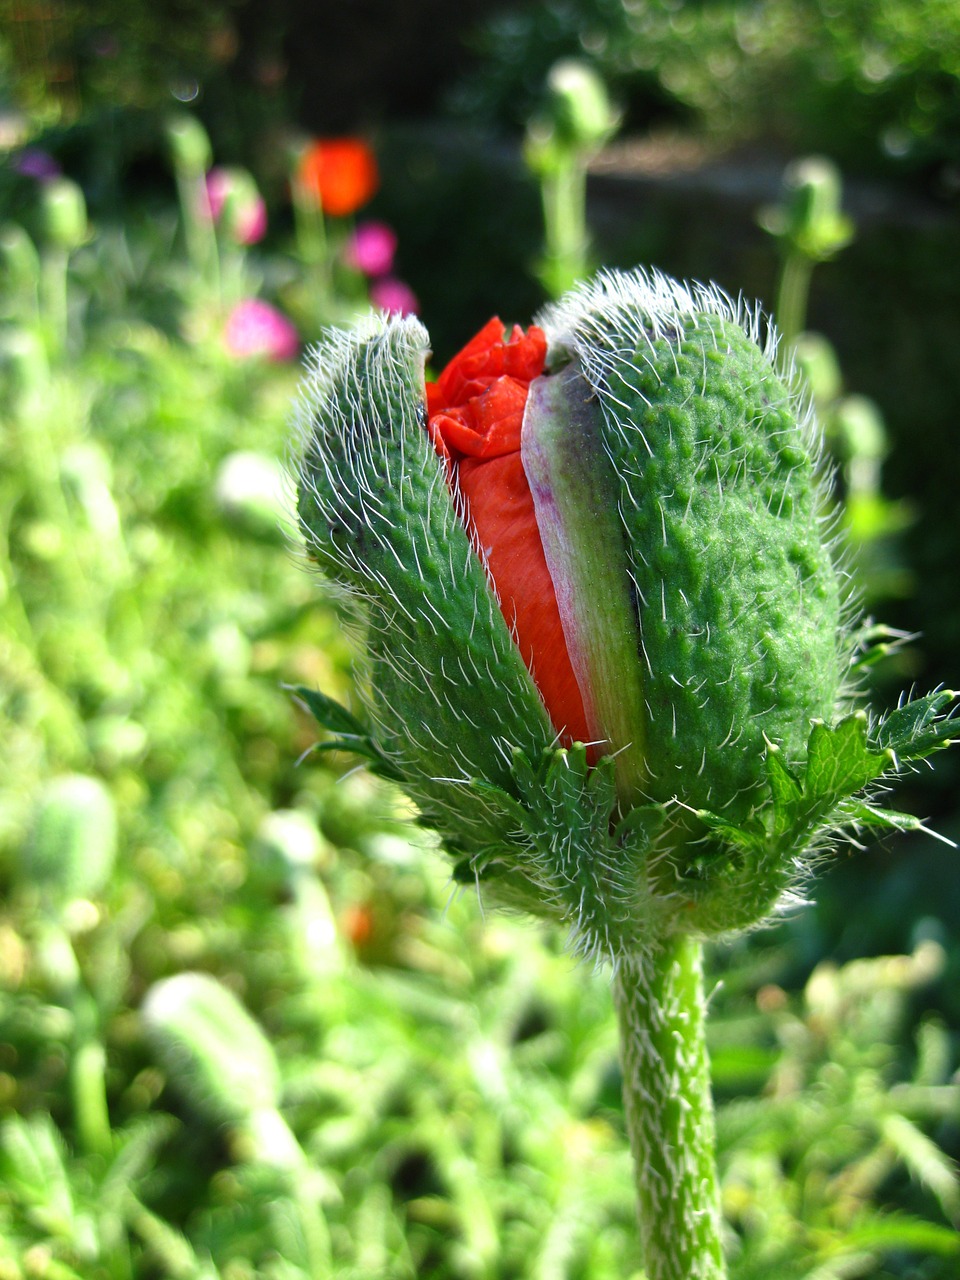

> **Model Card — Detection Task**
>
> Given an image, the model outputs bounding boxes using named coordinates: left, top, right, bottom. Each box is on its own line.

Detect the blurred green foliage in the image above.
left=0, top=51, right=958, bottom=1280
left=457, top=0, right=960, bottom=184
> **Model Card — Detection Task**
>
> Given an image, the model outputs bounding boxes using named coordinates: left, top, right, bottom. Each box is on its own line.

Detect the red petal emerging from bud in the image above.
left=427, top=319, right=591, bottom=747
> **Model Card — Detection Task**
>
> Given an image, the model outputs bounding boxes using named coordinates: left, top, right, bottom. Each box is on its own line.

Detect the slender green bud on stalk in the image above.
left=0, top=222, right=41, bottom=298
left=526, top=59, right=620, bottom=170
left=39, top=178, right=88, bottom=252
left=21, top=774, right=117, bottom=905
left=165, top=113, right=213, bottom=177
left=759, top=156, right=854, bottom=263
left=142, top=972, right=305, bottom=1168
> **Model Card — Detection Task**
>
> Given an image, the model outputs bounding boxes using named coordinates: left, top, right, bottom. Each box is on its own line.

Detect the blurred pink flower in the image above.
left=224, top=299, right=298, bottom=361
left=344, top=220, right=397, bottom=276
left=204, top=166, right=267, bottom=245
left=369, top=277, right=419, bottom=316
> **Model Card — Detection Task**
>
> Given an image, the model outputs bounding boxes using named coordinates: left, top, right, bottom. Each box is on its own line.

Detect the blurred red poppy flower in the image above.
left=296, top=138, right=379, bottom=217
left=427, top=319, right=591, bottom=747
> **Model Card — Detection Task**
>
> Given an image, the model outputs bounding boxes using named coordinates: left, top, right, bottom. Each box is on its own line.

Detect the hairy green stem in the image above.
left=612, top=935, right=725, bottom=1280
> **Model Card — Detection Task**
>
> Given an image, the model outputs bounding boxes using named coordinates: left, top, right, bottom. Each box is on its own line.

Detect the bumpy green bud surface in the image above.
left=541, top=272, right=842, bottom=819
left=294, top=270, right=956, bottom=959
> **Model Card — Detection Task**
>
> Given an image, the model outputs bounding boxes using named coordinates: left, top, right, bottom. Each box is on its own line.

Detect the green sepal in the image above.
left=541, top=281, right=843, bottom=822
left=295, top=315, right=555, bottom=830
left=451, top=745, right=670, bottom=956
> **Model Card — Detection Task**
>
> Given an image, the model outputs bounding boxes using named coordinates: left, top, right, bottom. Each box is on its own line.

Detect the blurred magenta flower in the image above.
left=224, top=299, right=298, bottom=361
left=15, top=148, right=62, bottom=182
left=344, top=220, right=397, bottom=276
left=204, top=166, right=267, bottom=245
left=369, top=277, right=418, bottom=316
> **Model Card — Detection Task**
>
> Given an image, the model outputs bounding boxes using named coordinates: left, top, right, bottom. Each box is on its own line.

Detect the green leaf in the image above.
left=288, top=685, right=369, bottom=738
left=836, top=1212, right=960, bottom=1256
left=765, top=743, right=804, bottom=841
left=881, top=1111, right=960, bottom=1226
left=805, top=714, right=891, bottom=805
left=874, top=689, right=958, bottom=762
left=289, top=685, right=405, bottom=782
left=848, top=622, right=915, bottom=673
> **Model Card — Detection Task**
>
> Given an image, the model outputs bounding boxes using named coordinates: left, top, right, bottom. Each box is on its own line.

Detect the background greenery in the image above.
left=1, top=2, right=959, bottom=1276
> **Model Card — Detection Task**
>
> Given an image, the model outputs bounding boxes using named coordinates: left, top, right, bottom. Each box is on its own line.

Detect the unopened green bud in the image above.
left=830, top=394, right=887, bottom=465
left=759, top=156, right=854, bottom=261
left=829, top=394, right=888, bottom=500
left=165, top=112, right=212, bottom=176
left=525, top=59, right=618, bottom=176
left=39, top=177, right=88, bottom=251
left=547, top=59, right=619, bottom=149
left=143, top=972, right=279, bottom=1120
left=142, top=971, right=304, bottom=1168
left=22, top=774, right=117, bottom=903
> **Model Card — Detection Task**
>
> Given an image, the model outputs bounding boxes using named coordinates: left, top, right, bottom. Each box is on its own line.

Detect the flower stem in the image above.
left=775, top=250, right=812, bottom=349
left=612, top=934, right=726, bottom=1280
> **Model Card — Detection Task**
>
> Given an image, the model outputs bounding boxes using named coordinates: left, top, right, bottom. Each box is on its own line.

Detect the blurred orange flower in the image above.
left=296, top=138, right=379, bottom=216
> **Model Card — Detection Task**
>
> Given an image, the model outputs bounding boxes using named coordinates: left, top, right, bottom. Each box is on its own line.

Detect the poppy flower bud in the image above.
left=295, top=269, right=955, bottom=957
left=759, top=156, right=854, bottom=262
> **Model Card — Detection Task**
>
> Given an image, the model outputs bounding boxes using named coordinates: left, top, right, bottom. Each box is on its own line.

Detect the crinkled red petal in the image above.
left=426, top=319, right=589, bottom=747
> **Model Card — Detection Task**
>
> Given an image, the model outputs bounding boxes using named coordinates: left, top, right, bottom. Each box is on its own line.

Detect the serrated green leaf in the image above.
left=765, top=745, right=804, bottom=839
left=695, top=808, right=765, bottom=855
left=467, top=778, right=530, bottom=830
left=875, top=690, right=958, bottom=762
left=806, top=714, right=890, bottom=804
